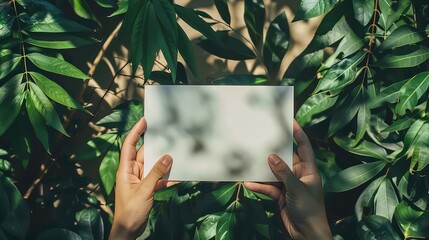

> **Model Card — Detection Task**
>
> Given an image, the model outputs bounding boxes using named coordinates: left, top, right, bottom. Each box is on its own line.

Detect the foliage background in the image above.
left=0, top=0, right=429, bottom=239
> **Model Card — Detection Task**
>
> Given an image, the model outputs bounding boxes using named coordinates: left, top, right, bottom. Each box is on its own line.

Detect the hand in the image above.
left=109, top=117, right=173, bottom=240
left=245, top=120, right=331, bottom=239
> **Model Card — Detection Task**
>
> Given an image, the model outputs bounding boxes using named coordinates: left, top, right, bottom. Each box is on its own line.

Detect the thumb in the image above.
left=142, top=154, right=173, bottom=190
left=268, top=154, right=300, bottom=191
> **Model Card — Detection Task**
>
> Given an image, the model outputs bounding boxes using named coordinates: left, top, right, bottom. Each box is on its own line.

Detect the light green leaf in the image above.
left=198, top=213, right=222, bottom=240
left=377, top=45, right=429, bottom=69
left=0, top=54, right=21, bottom=80
left=25, top=12, right=91, bottom=33
left=29, top=82, right=68, bottom=136
left=37, top=228, right=82, bottom=240
left=335, top=31, right=365, bottom=58
left=355, top=176, right=384, bottom=221
left=0, top=73, right=23, bottom=105
left=26, top=95, right=50, bottom=154
left=96, top=101, right=143, bottom=131
left=263, top=12, right=290, bottom=74
left=395, top=72, right=429, bottom=115
left=25, top=35, right=95, bottom=49
left=30, top=72, right=90, bottom=114
left=0, top=91, right=24, bottom=136
left=334, top=137, right=388, bottom=160
left=99, top=142, right=119, bottom=195
left=394, top=201, right=429, bottom=239
left=379, top=25, right=425, bottom=51
left=378, top=0, right=411, bottom=31
left=213, top=74, right=267, bottom=85
left=27, top=53, right=88, bottom=79
left=244, top=0, right=265, bottom=47
left=296, top=93, right=338, bottom=128
left=75, top=208, right=104, bottom=240
left=325, top=161, right=387, bottom=192
left=177, top=25, right=197, bottom=77
left=355, top=88, right=370, bottom=144
left=293, top=0, right=340, bottom=21
left=214, top=0, right=231, bottom=24
left=0, top=15, right=14, bottom=40
left=75, top=133, right=117, bottom=161
left=381, top=114, right=417, bottom=132
left=391, top=119, right=426, bottom=160
left=69, top=0, right=98, bottom=22
left=352, top=0, right=374, bottom=26
left=369, top=79, right=405, bottom=109
left=216, top=210, right=236, bottom=240
left=375, top=178, right=399, bottom=221
left=357, top=215, right=401, bottom=240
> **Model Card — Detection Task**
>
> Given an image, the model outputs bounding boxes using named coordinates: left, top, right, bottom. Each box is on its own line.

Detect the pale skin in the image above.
left=110, top=117, right=332, bottom=239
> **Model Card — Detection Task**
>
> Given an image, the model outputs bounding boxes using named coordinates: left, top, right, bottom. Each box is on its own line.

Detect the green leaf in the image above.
left=325, top=161, right=387, bottom=192
left=99, top=142, right=119, bottom=195
left=75, top=133, right=117, bottom=161
left=369, top=79, right=405, bottom=109
left=177, top=25, right=197, bottom=77
left=154, top=185, right=177, bottom=201
left=213, top=74, right=267, bottom=85
left=293, top=0, right=340, bottom=21
left=334, top=137, right=388, bottom=160
left=214, top=0, right=231, bottom=24
left=25, top=12, right=92, bottom=33
left=0, top=73, right=23, bottom=105
left=96, top=101, right=144, bottom=131
left=0, top=91, right=24, bottom=136
left=296, top=93, right=338, bottom=128
left=355, top=176, right=384, bottom=221
left=130, top=1, right=148, bottom=74
left=335, top=32, right=365, bottom=58
left=0, top=172, right=29, bottom=238
left=69, top=0, right=99, bottom=22
left=315, top=51, right=365, bottom=93
left=197, top=183, right=237, bottom=215
left=395, top=72, right=429, bottom=115
left=377, top=45, right=429, bottom=69
left=411, top=123, right=429, bottom=172
left=37, top=228, right=82, bottom=240
left=198, top=213, right=222, bottom=240
left=352, top=0, right=374, bottom=26
left=29, top=82, right=68, bottom=136
left=0, top=15, right=14, bottom=40
left=30, top=72, right=90, bottom=114
left=0, top=54, right=21, bottom=80
left=379, top=26, right=425, bottom=51
left=328, top=85, right=363, bottom=136
left=355, top=88, right=370, bottom=144
left=216, top=210, right=236, bottom=240
left=394, top=201, right=429, bottom=239
left=75, top=208, right=104, bottom=240
left=357, top=215, right=401, bottom=240
left=244, top=0, right=265, bottom=47
left=26, top=94, right=50, bottom=153
left=263, top=12, right=290, bottom=74
left=381, top=114, right=417, bottom=132
left=197, top=31, right=256, bottom=60
left=374, top=178, right=399, bottom=221
left=378, top=0, right=411, bottom=31
left=25, top=35, right=95, bottom=49
left=27, top=53, right=88, bottom=79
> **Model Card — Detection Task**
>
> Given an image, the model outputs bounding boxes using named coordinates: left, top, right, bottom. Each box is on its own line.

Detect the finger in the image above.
left=136, top=144, right=144, bottom=165
left=293, top=120, right=318, bottom=174
left=118, top=117, right=146, bottom=175
left=155, top=181, right=180, bottom=192
left=141, top=154, right=173, bottom=191
left=244, top=182, right=282, bottom=200
left=268, top=154, right=301, bottom=192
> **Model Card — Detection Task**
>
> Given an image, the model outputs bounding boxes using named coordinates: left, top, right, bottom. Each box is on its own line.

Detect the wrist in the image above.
left=109, top=221, right=138, bottom=240
left=302, top=219, right=332, bottom=240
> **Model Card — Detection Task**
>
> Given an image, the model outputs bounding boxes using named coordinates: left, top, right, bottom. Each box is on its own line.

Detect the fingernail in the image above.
left=268, top=154, right=282, bottom=166
left=161, top=154, right=173, bottom=166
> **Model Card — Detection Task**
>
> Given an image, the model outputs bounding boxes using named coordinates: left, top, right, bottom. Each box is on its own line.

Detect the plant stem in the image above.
left=11, top=0, right=29, bottom=86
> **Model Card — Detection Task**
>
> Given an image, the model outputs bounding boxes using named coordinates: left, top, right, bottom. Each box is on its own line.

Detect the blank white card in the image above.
left=144, top=85, right=293, bottom=182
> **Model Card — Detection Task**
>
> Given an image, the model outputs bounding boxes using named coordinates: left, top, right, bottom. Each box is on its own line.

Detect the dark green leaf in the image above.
left=0, top=73, right=23, bottom=105
left=0, top=54, right=21, bottom=80
left=0, top=91, right=24, bottom=136
left=29, top=82, right=68, bottom=136
left=177, top=25, right=197, bottom=77
left=99, top=142, right=119, bottom=195
left=197, top=183, right=237, bottom=215
left=381, top=114, right=417, bottom=132
left=352, top=0, right=374, bottom=26
left=369, top=80, right=405, bottom=109
left=395, top=72, right=429, bottom=115
left=197, top=31, right=256, bottom=60
left=37, top=228, right=81, bottom=240
left=216, top=210, right=236, bottom=240
left=374, top=178, right=399, bottom=221
left=214, top=0, right=231, bottom=24
left=357, top=215, right=401, bottom=240
left=394, top=201, right=429, bottom=239
left=293, top=0, right=340, bottom=21
left=75, top=208, right=104, bottom=240
left=75, top=133, right=117, bottom=161
left=25, top=35, right=95, bottom=49
left=378, top=0, right=411, bottom=31
left=355, top=88, right=370, bottom=144
left=96, top=101, right=143, bottom=131
left=68, top=0, right=98, bottom=22
left=130, top=1, right=148, bottom=73
left=334, top=137, right=388, bottom=160
left=198, top=213, right=222, bottom=240
left=379, top=26, right=425, bottom=51
left=154, top=185, right=177, bottom=201
left=335, top=32, right=365, bottom=57
left=25, top=12, right=92, bottom=33
left=296, top=93, right=338, bottom=128
left=213, top=74, right=267, bottom=85
left=0, top=15, right=14, bottom=40
left=27, top=53, right=88, bottom=79
left=244, top=0, right=265, bottom=47
left=377, top=45, right=429, bottom=69
left=263, top=12, right=289, bottom=74
left=26, top=94, right=50, bottom=153
left=355, top=176, right=384, bottom=221
left=411, top=123, right=429, bottom=172
left=30, top=72, right=90, bottom=114
left=325, top=161, right=387, bottom=192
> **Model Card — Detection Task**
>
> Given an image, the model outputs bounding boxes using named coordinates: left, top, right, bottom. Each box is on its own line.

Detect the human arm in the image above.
left=245, top=120, right=332, bottom=239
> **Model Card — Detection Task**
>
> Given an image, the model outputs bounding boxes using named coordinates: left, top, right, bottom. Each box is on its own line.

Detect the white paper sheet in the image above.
left=144, top=85, right=293, bottom=182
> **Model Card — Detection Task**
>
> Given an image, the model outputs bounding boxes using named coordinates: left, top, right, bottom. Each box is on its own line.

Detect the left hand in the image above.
left=109, top=117, right=174, bottom=240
